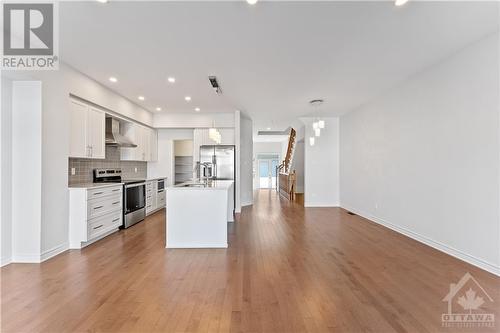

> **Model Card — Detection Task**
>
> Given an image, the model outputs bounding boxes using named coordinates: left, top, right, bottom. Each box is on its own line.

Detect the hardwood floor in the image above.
left=2, top=190, right=499, bottom=332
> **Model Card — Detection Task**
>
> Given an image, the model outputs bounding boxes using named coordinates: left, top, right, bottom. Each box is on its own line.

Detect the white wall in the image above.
left=11, top=82, right=43, bottom=262
left=1, top=77, right=13, bottom=266
left=174, top=140, right=194, bottom=156
left=254, top=142, right=282, bottom=155
left=147, top=129, right=194, bottom=186
left=154, top=112, right=234, bottom=129
left=303, top=117, right=340, bottom=207
left=340, top=34, right=500, bottom=275
left=240, top=116, right=253, bottom=207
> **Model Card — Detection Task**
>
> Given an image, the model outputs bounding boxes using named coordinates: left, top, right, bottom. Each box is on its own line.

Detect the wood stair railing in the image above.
left=277, top=128, right=297, bottom=200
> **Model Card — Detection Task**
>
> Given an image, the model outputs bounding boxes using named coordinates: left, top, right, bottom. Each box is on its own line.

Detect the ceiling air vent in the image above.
left=257, top=127, right=293, bottom=136
left=208, top=76, right=222, bottom=95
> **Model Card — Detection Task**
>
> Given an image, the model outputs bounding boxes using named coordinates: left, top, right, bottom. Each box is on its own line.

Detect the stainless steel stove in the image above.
left=93, top=168, right=146, bottom=228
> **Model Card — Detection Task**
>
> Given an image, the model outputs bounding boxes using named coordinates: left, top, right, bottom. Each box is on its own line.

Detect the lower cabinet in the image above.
left=146, top=179, right=166, bottom=216
left=69, top=184, right=123, bottom=249
left=146, top=180, right=157, bottom=215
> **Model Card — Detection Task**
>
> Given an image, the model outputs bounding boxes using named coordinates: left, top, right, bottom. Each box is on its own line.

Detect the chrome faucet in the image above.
left=195, top=162, right=213, bottom=185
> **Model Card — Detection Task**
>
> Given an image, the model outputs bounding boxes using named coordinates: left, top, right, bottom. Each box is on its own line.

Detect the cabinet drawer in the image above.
left=157, top=192, right=166, bottom=207
left=87, top=194, right=122, bottom=220
left=88, top=211, right=122, bottom=240
left=87, top=186, right=122, bottom=200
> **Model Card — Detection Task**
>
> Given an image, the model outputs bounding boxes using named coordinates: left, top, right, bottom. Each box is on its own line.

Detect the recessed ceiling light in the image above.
left=96, top=0, right=108, bottom=3
left=266, top=127, right=271, bottom=130
left=109, top=77, right=117, bottom=83
left=247, top=0, right=258, bottom=4
left=167, top=77, right=176, bottom=83
left=395, top=0, right=409, bottom=6
left=138, top=96, right=145, bottom=101
left=195, top=107, right=200, bottom=112
left=156, top=107, right=162, bottom=111
left=185, top=96, right=191, bottom=102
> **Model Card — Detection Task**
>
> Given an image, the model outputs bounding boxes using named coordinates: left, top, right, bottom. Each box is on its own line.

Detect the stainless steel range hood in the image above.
left=105, top=118, right=137, bottom=148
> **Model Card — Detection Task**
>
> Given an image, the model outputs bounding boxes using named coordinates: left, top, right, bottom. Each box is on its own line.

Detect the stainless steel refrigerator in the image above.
left=199, top=145, right=235, bottom=180
left=199, top=145, right=236, bottom=209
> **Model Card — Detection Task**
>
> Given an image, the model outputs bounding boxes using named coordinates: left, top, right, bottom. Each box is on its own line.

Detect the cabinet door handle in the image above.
left=112, top=218, right=120, bottom=222
left=93, top=192, right=103, bottom=195
left=112, top=201, right=120, bottom=205
left=93, top=206, right=103, bottom=210
left=112, top=189, right=120, bottom=192
left=93, top=224, right=104, bottom=230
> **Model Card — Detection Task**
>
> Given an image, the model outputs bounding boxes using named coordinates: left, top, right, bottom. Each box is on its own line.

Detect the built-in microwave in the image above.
left=157, top=179, right=165, bottom=192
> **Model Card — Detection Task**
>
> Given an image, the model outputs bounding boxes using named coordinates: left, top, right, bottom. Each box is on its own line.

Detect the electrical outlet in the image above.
left=134, top=167, right=138, bottom=173
left=71, top=168, right=76, bottom=175
left=375, top=203, right=379, bottom=210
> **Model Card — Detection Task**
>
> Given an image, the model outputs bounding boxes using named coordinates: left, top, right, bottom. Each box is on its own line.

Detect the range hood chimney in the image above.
left=105, top=118, right=137, bottom=148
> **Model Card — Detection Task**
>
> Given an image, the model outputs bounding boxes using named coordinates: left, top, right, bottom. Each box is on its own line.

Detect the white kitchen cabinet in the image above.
left=87, top=106, right=106, bottom=159
left=146, top=178, right=166, bottom=216
left=69, top=99, right=88, bottom=158
left=193, top=128, right=235, bottom=163
left=69, top=184, right=123, bottom=249
left=194, top=128, right=235, bottom=146
left=121, top=123, right=157, bottom=161
left=69, top=99, right=105, bottom=159
left=149, top=130, right=158, bottom=162
left=145, top=180, right=157, bottom=215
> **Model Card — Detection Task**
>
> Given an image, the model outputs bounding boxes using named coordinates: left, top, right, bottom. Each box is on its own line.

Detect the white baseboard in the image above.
left=241, top=200, right=253, bottom=207
left=1, top=256, right=12, bottom=267
left=77, top=228, right=119, bottom=249
left=9, top=242, right=69, bottom=264
left=40, top=242, right=69, bottom=262
left=341, top=204, right=500, bottom=277
left=11, top=253, right=42, bottom=263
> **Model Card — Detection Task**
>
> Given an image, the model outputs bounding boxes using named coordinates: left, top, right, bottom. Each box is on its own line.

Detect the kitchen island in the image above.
left=166, top=180, right=234, bottom=248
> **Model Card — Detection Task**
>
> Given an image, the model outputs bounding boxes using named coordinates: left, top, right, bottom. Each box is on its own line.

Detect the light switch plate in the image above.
left=134, top=167, right=137, bottom=173
left=71, top=168, right=76, bottom=175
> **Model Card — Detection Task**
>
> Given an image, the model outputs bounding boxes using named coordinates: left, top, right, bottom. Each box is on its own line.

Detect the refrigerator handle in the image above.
left=213, top=155, right=217, bottom=178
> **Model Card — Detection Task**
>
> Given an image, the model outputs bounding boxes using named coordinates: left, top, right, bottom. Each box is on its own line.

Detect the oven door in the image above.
left=124, top=183, right=146, bottom=214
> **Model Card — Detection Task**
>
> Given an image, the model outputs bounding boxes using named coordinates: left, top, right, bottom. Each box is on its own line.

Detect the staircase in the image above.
left=277, top=128, right=297, bottom=200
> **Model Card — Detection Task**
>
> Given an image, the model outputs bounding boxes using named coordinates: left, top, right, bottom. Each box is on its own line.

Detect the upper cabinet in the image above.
left=193, top=128, right=235, bottom=162
left=193, top=128, right=235, bottom=146
left=120, top=123, right=157, bottom=162
left=69, top=99, right=105, bottom=159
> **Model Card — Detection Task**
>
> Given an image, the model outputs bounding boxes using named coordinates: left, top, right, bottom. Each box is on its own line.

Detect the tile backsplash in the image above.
left=68, top=146, right=147, bottom=185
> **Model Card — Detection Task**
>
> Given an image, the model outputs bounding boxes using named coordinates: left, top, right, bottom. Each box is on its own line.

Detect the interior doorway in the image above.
left=257, top=155, right=279, bottom=189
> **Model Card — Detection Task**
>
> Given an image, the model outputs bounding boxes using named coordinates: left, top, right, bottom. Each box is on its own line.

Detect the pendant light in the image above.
left=209, top=120, right=221, bottom=144
left=309, top=99, right=325, bottom=146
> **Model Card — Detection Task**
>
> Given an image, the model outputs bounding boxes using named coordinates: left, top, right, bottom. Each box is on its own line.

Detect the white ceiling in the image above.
left=59, top=1, right=498, bottom=134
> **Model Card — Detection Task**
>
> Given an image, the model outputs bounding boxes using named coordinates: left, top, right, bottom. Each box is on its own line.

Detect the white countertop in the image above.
left=146, top=176, right=167, bottom=181
left=168, top=180, right=234, bottom=191
left=68, top=182, right=124, bottom=190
